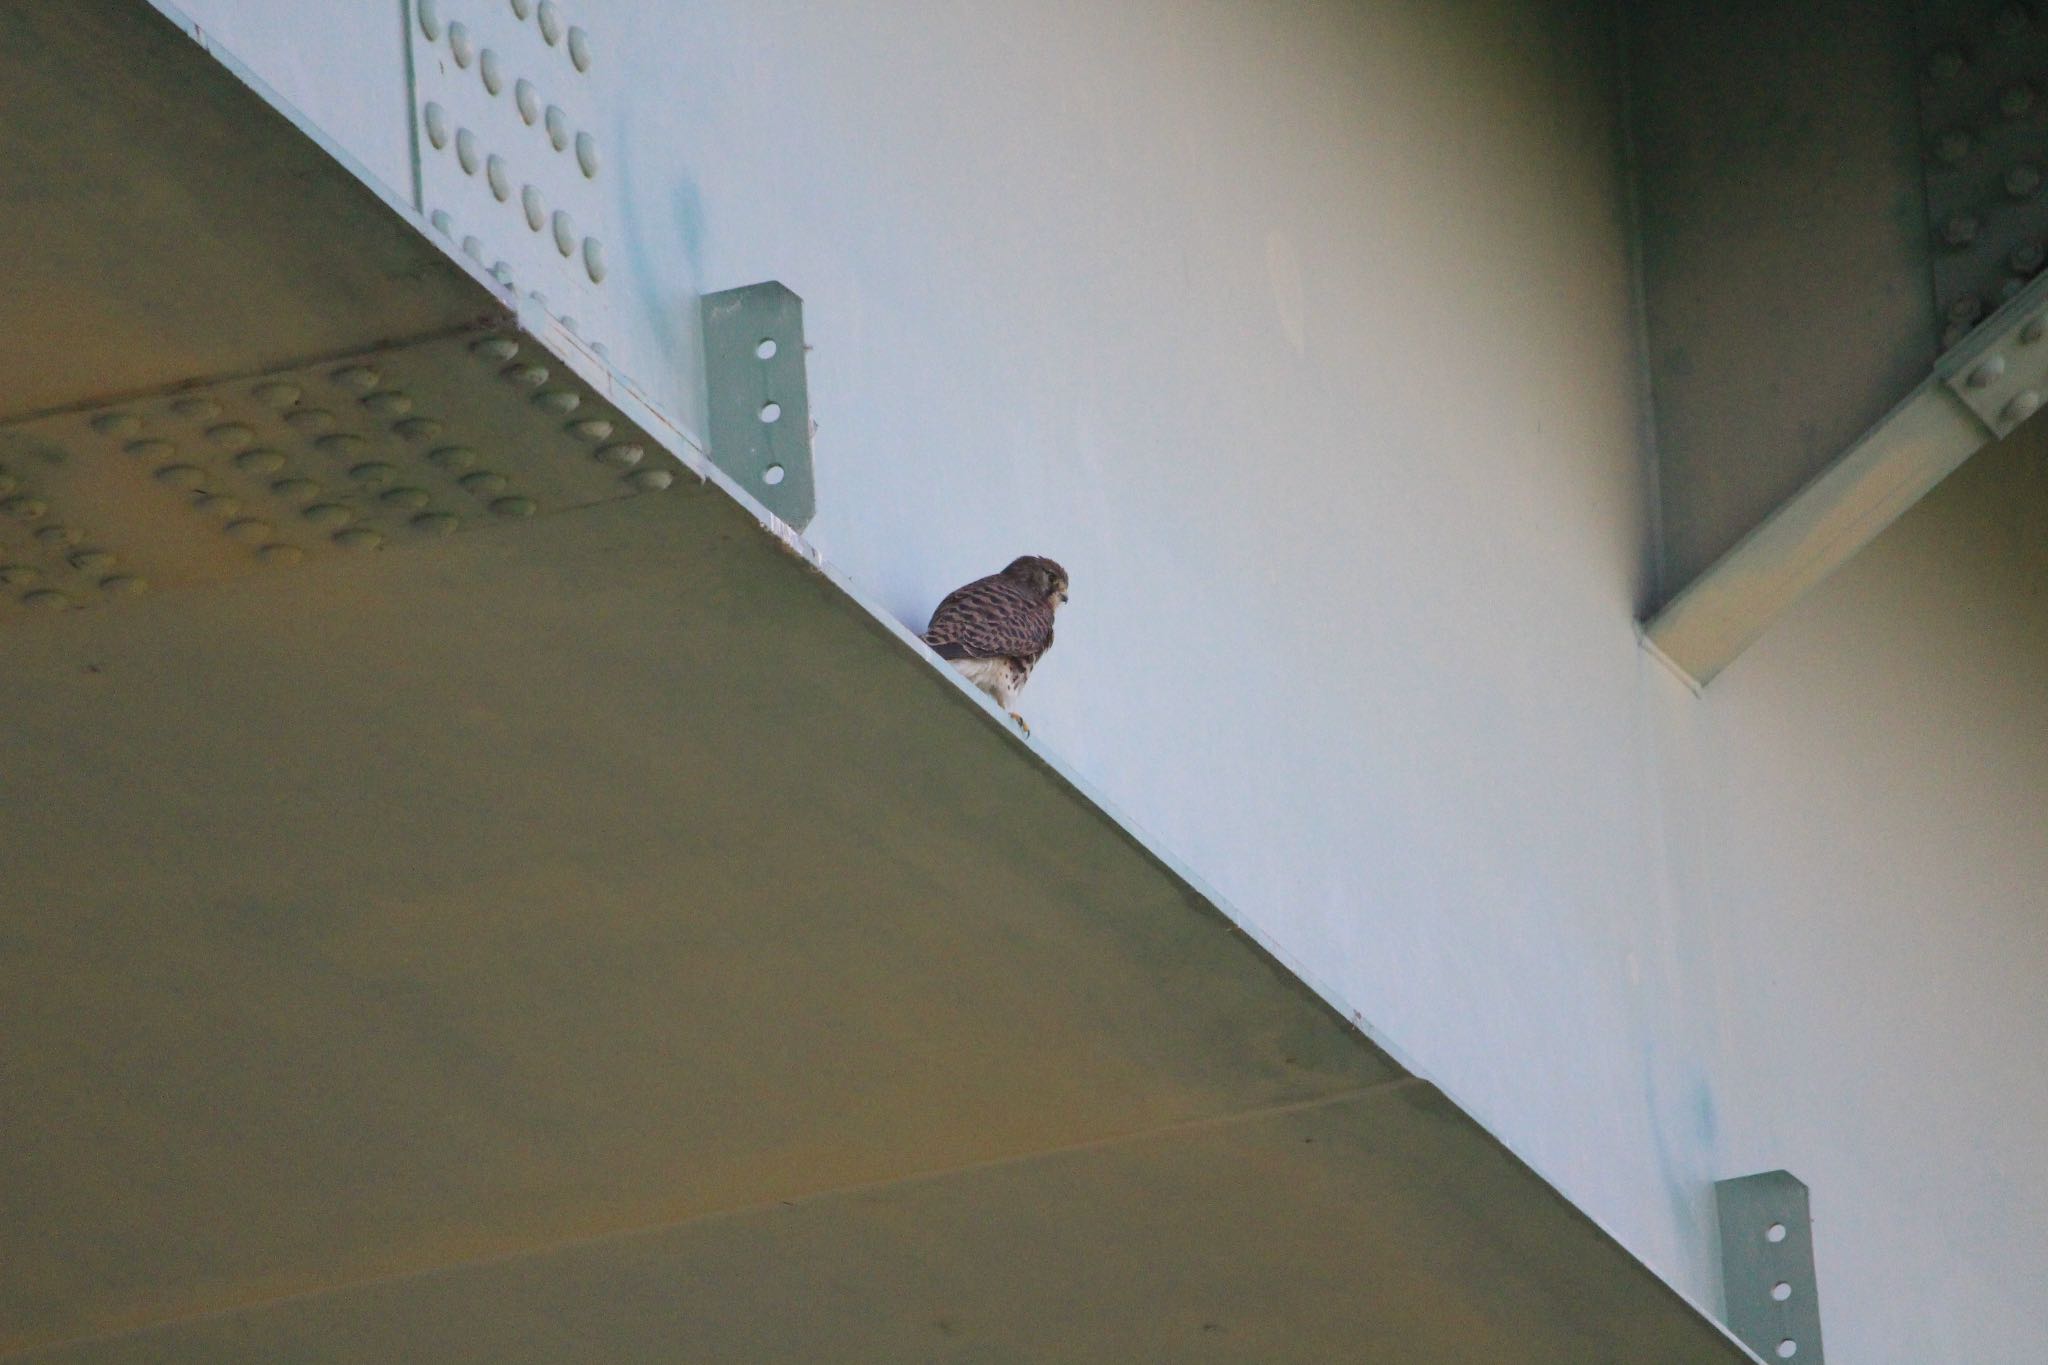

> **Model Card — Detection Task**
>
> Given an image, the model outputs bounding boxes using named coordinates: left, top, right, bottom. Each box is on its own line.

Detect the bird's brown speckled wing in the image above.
left=924, top=574, right=1055, bottom=663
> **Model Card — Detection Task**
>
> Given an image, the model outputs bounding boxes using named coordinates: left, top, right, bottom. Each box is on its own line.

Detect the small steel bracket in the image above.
left=700, top=281, right=816, bottom=530
left=1715, top=1170, right=1826, bottom=1363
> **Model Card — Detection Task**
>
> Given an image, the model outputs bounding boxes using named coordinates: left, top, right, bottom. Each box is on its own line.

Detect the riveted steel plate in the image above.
left=410, top=0, right=615, bottom=347
left=1917, top=0, right=2048, bottom=349
left=701, top=281, right=817, bottom=529
left=1937, top=264, right=2048, bottom=433
left=0, top=325, right=680, bottom=623
left=1716, top=1171, right=1826, bottom=1364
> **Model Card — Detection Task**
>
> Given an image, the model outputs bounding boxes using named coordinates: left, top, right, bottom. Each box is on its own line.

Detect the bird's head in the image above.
left=1002, top=555, right=1070, bottom=608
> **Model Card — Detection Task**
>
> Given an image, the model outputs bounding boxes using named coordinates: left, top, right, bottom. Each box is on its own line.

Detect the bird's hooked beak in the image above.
left=1057, top=590, right=1071, bottom=604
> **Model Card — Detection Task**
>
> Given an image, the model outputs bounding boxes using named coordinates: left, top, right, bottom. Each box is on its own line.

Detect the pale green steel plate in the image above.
left=0, top=2, right=1756, bottom=1361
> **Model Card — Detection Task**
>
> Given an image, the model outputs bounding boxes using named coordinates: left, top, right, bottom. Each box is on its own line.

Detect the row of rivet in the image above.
left=422, top=104, right=606, bottom=284
left=420, top=0, right=591, bottom=73
left=418, top=53, right=599, bottom=175
left=96, top=370, right=489, bottom=558
left=468, top=334, right=672, bottom=490
left=0, top=468, right=141, bottom=608
left=1918, top=3, right=2048, bottom=346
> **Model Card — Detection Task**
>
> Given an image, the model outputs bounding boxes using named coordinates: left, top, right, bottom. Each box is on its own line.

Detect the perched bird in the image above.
left=924, top=555, right=1070, bottom=733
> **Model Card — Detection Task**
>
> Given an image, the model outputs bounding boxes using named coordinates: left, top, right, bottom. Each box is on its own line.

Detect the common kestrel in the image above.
left=924, top=555, right=1069, bottom=733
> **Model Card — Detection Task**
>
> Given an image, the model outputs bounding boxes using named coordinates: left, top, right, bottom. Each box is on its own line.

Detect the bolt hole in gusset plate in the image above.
left=1916, top=0, right=2048, bottom=349
left=699, top=282, right=817, bottom=530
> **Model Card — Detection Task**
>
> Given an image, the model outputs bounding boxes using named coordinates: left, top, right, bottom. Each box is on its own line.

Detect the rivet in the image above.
left=627, top=467, right=674, bottom=492
left=394, top=417, right=444, bottom=440
left=350, top=461, right=398, bottom=485
left=91, top=412, right=142, bottom=436
left=1943, top=213, right=1980, bottom=248
left=2000, top=276, right=2028, bottom=303
left=170, top=395, right=221, bottom=421
left=124, top=438, right=176, bottom=460
left=472, top=335, right=520, bottom=362
left=510, top=0, right=533, bottom=18
left=285, top=409, right=335, bottom=432
left=333, top=528, right=384, bottom=549
left=226, top=518, right=273, bottom=543
left=1933, top=130, right=1972, bottom=167
left=251, top=381, right=302, bottom=408
left=362, top=391, right=413, bottom=417
left=424, top=102, right=450, bottom=149
left=545, top=105, right=570, bottom=151
left=538, top=0, right=563, bottom=44
left=502, top=362, right=550, bottom=388
left=69, top=549, right=114, bottom=572
left=553, top=210, right=577, bottom=257
left=1966, top=355, right=2007, bottom=389
left=2, top=495, right=47, bottom=518
left=535, top=389, right=580, bottom=414
left=568, top=418, right=614, bottom=442
left=0, top=564, right=38, bottom=586
left=36, top=524, right=80, bottom=547
left=575, top=131, right=599, bottom=178
left=448, top=21, right=475, bottom=67
left=206, top=423, right=256, bottom=448
left=331, top=365, right=381, bottom=393
left=100, top=575, right=147, bottom=597
left=456, top=128, right=481, bottom=175
left=154, top=465, right=206, bottom=490
left=2007, top=165, right=2041, bottom=199
left=487, top=154, right=511, bottom=201
left=303, top=503, right=353, bottom=528
left=412, top=511, right=461, bottom=535
left=316, top=433, right=368, bottom=458
left=491, top=261, right=515, bottom=285
left=2022, top=315, right=2048, bottom=344
left=1943, top=319, right=1974, bottom=349
left=1927, top=46, right=1966, bottom=81
left=461, top=235, right=484, bottom=260
left=596, top=442, right=643, bottom=468
left=430, top=445, right=478, bottom=470
left=418, top=0, right=443, bottom=40
left=515, top=79, right=540, bottom=125
left=234, top=448, right=287, bottom=473
left=462, top=470, right=509, bottom=494
left=2002, top=389, right=2041, bottom=425
left=22, top=589, right=69, bottom=609
left=1996, top=2, right=2033, bottom=37
left=568, top=27, right=592, bottom=71
left=381, top=486, right=432, bottom=510
left=2014, top=240, right=2046, bottom=274
left=271, top=476, right=321, bottom=501
left=430, top=209, right=454, bottom=235
left=194, top=493, right=240, bottom=516
left=523, top=183, right=546, bottom=230
left=1948, top=295, right=1984, bottom=325
left=2001, top=81, right=2037, bottom=119
left=583, top=236, right=606, bottom=283
left=480, top=48, right=505, bottom=95
left=491, top=495, right=538, bottom=517
left=257, top=543, right=304, bottom=566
